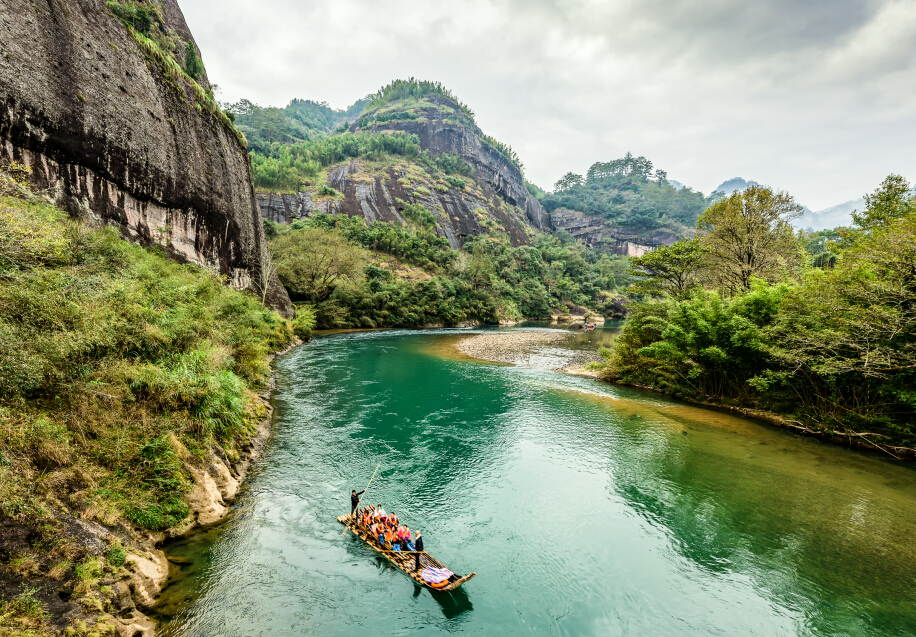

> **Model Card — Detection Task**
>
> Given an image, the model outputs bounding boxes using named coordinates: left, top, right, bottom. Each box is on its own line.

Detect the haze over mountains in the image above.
left=707, top=177, right=863, bottom=230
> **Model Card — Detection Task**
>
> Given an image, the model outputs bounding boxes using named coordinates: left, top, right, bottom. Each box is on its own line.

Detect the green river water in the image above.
left=152, top=328, right=916, bottom=636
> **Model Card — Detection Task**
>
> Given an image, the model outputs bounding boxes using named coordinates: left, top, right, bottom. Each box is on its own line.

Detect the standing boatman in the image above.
left=413, top=531, right=424, bottom=572
left=351, top=489, right=365, bottom=515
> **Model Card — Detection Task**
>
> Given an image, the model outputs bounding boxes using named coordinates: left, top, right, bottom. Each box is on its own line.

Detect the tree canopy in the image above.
left=539, top=154, right=716, bottom=233
left=697, top=185, right=804, bottom=293
left=601, top=177, right=916, bottom=453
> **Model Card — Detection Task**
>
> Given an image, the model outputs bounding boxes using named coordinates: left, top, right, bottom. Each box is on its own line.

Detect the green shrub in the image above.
left=183, top=40, right=203, bottom=80
left=317, top=184, right=342, bottom=198
left=0, top=194, right=292, bottom=532
left=444, top=176, right=466, bottom=189
left=105, top=544, right=126, bottom=567
left=291, top=305, right=317, bottom=340
left=75, top=557, right=104, bottom=583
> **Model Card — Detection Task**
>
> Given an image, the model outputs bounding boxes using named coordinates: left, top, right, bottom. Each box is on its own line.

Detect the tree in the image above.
left=553, top=172, right=583, bottom=192
left=697, top=185, right=803, bottom=293
left=270, top=227, right=366, bottom=303
left=627, top=239, right=708, bottom=298
left=852, top=174, right=915, bottom=231
left=184, top=41, right=204, bottom=81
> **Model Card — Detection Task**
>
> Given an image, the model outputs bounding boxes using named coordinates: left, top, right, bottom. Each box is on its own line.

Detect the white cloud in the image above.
left=182, top=0, right=916, bottom=209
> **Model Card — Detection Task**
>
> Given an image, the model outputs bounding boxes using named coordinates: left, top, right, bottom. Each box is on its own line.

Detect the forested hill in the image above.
left=541, top=154, right=719, bottom=247
left=236, top=80, right=550, bottom=251
left=229, top=97, right=366, bottom=148
left=232, top=81, right=717, bottom=254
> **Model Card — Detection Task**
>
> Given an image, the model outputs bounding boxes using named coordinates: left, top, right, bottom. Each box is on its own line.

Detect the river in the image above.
left=152, top=328, right=916, bottom=636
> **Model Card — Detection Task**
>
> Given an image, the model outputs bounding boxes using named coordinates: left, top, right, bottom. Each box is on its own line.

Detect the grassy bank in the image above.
left=0, top=184, right=298, bottom=634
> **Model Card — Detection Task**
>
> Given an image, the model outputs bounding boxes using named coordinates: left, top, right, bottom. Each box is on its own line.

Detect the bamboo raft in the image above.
left=337, top=513, right=476, bottom=592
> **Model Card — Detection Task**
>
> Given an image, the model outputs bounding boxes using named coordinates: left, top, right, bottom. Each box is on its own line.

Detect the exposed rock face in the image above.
left=550, top=208, right=677, bottom=256
left=0, top=0, right=291, bottom=316
left=159, top=0, right=210, bottom=86
left=361, top=102, right=550, bottom=232
left=258, top=160, right=535, bottom=248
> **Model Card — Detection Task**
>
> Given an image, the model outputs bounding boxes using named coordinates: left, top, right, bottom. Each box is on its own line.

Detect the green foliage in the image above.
left=126, top=437, right=190, bottom=530
left=851, top=174, right=916, bottom=231
left=307, top=213, right=454, bottom=270
left=317, top=184, right=342, bottom=198
left=107, top=1, right=160, bottom=36
left=627, top=239, right=708, bottom=298
left=604, top=175, right=916, bottom=450
left=75, top=558, right=104, bottom=584
left=542, top=153, right=714, bottom=232
left=0, top=194, right=292, bottom=532
left=0, top=586, right=48, bottom=626
left=364, top=78, right=476, bottom=123
left=398, top=200, right=437, bottom=229
left=281, top=214, right=632, bottom=328
left=697, top=185, right=804, bottom=292
left=270, top=226, right=367, bottom=302
left=105, top=543, right=126, bottom=567
left=250, top=131, right=422, bottom=190
left=183, top=40, right=203, bottom=80
left=607, top=284, right=786, bottom=401
left=802, top=228, right=845, bottom=269
left=291, top=305, right=317, bottom=340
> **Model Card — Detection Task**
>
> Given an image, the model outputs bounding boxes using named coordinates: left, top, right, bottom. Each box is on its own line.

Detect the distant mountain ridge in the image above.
left=714, top=176, right=862, bottom=230
left=714, top=177, right=760, bottom=194
left=798, top=198, right=863, bottom=230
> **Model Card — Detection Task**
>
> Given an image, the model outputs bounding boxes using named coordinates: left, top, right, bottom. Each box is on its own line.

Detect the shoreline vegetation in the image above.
left=592, top=181, right=916, bottom=460
left=0, top=167, right=315, bottom=636
left=452, top=329, right=915, bottom=460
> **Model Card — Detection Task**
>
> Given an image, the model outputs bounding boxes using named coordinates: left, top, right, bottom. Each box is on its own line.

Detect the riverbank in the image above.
left=0, top=192, right=306, bottom=636
left=0, top=339, right=301, bottom=637
left=454, top=330, right=915, bottom=460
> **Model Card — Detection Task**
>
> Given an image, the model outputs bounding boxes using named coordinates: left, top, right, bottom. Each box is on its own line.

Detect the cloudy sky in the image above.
left=183, top=0, right=916, bottom=210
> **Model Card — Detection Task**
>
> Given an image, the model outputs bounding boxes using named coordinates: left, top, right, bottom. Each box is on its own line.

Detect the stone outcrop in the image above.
left=549, top=208, right=678, bottom=255
left=0, top=0, right=291, bottom=316
left=258, top=159, right=536, bottom=248
left=360, top=99, right=550, bottom=232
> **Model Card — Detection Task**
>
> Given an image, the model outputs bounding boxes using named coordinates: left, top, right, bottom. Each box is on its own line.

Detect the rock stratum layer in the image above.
left=258, top=159, right=537, bottom=248
left=360, top=100, right=549, bottom=232
left=549, top=208, right=676, bottom=255
left=0, top=0, right=291, bottom=315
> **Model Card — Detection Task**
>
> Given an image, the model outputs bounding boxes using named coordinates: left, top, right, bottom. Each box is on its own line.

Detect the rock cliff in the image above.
left=550, top=208, right=677, bottom=255
left=0, top=0, right=291, bottom=315
left=258, top=159, right=536, bottom=247
left=257, top=95, right=551, bottom=248
left=358, top=101, right=549, bottom=231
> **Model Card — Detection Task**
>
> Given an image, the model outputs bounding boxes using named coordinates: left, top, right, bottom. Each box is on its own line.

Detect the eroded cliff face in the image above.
left=258, top=159, right=535, bottom=247
left=359, top=101, right=550, bottom=231
left=549, top=208, right=677, bottom=256
left=0, top=0, right=291, bottom=315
